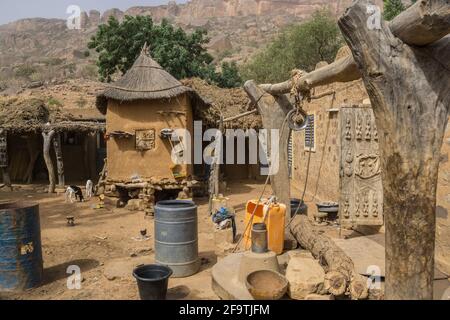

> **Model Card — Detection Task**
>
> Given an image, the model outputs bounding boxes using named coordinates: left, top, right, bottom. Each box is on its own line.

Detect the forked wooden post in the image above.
left=338, top=0, right=450, bottom=300
left=244, top=0, right=450, bottom=299
left=42, top=129, right=56, bottom=193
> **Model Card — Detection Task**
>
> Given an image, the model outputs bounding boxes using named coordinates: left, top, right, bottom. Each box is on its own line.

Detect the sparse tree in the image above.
left=212, top=62, right=243, bottom=88
left=241, top=10, right=343, bottom=83
left=383, top=0, right=406, bottom=20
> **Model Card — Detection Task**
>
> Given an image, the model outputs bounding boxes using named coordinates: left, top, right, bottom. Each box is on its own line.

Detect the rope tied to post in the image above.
left=288, top=69, right=311, bottom=131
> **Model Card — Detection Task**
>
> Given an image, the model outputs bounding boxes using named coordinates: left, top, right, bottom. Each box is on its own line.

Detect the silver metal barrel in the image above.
left=154, top=200, right=200, bottom=278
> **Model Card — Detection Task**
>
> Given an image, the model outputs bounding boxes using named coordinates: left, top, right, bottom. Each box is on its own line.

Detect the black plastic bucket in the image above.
left=290, top=199, right=308, bottom=218
left=133, top=264, right=173, bottom=300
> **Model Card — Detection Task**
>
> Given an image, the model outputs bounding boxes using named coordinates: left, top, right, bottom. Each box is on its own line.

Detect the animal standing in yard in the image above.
left=86, top=180, right=94, bottom=199
left=65, top=186, right=84, bottom=203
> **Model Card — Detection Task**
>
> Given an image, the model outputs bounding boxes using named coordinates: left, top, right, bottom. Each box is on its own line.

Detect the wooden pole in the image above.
left=0, top=129, right=11, bottom=188
left=222, top=109, right=258, bottom=123
left=215, top=117, right=223, bottom=198
left=53, top=132, right=65, bottom=188
left=42, top=129, right=56, bottom=193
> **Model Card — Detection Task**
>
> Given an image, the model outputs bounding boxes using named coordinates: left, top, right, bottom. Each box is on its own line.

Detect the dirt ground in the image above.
left=0, top=180, right=274, bottom=300
left=1, top=180, right=448, bottom=300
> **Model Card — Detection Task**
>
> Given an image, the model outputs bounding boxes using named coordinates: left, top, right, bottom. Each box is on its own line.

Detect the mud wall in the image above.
left=106, top=95, right=193, bottom=182
left=291, top=60, right=450, bottom=272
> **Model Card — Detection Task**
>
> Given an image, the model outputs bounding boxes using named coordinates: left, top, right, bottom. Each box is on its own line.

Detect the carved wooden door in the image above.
left=340, top=105, right=383, bottom=227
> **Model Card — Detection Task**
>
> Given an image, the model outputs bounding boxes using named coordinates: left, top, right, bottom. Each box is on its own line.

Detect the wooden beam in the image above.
left=389, top=0, right=450, bottom=46
left=260, top=55, right=360, bottom=96
left=0, top=129, right=11, bottom=188
left=259, top=0, right=450, bottom=96
left=222, top=109, right=258, bottom=123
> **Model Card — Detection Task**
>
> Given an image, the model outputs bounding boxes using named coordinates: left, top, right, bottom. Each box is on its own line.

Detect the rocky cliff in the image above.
left=0, top=0, right=383, bottom=92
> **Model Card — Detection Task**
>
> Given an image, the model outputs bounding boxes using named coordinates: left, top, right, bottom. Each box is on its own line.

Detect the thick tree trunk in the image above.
left=338, top=0, right=450, bottom=300
left=53, top=133, right=65, bottom=188
left=290, top=215, right=368, bottom=299
left=260, top=0, right=450, bottom=96
left=42, top=130, right=56, bottom=193
left=244, top=81, right=302, bottom=248
left=244, top=81, right=292, bottom=217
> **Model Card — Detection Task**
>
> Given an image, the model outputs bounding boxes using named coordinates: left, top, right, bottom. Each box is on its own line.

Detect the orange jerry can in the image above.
left=243, top=199, right=286, bottom=255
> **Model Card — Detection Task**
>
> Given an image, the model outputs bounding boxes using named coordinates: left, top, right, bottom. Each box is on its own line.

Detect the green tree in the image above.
left=383, top=0, right=406, bottom=21
left=212, top=62, right=243, bottom=88
left=240, top=10, right=343, bottom=84
left=88, top=16, right=214, bottom=82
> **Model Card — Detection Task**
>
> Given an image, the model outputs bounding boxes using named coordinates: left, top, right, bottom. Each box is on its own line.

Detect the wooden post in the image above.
left=0, top=129, right=11, bottom=188
left=83, top=134, right=90, bottom=180
left=215, top=117, right=223, bottom=198
left=338, top=0, right=450, bottom=300
left=53, top=132, right=65, bottom=188
left=42, top=129, right=56, bottom=193
left=244, top=82, right=292, bottom=218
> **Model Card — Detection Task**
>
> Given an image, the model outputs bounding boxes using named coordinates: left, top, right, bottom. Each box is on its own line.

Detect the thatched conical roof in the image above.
left=96, top=46, right=193, bottom=114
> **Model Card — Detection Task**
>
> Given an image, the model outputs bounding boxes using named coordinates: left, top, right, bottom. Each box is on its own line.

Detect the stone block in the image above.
left=286, top=254, right=326, bottom=300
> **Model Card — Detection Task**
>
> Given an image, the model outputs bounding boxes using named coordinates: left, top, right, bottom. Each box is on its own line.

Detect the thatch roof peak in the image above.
left=96, top=48, right=194, bottom=114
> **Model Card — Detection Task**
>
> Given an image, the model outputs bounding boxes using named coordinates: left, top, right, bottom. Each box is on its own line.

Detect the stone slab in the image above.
left=211, top=253, right=254, bottom=300
left=333, top=235, right=449, bottom=279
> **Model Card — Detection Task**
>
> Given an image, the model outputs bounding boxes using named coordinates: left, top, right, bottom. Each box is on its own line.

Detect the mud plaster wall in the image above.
left=106, top=95, right=193, bottom=181
left=291, top=78, right=450, bottom=272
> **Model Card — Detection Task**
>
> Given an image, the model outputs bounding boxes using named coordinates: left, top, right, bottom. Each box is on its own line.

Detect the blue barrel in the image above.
left=0, top=202, right=43, bottom=291
left=155, top=200, right=200, bottom=278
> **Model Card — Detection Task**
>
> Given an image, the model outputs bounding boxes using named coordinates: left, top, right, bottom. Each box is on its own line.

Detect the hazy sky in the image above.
left=0, top=0, right=187, bottom=25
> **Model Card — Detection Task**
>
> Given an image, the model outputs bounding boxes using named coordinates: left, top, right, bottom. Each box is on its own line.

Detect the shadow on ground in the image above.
left=43, top=258, right=100, bottom=285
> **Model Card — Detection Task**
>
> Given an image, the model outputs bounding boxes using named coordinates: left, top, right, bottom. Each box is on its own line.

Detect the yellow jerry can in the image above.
left=243, top=199, right=286, bottom=255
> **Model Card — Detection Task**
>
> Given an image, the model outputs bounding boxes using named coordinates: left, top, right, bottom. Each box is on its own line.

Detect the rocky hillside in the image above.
left=0, top=0, right=383, bottom=93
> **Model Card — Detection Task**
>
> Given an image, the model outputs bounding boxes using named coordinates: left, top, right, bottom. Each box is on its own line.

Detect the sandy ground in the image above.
left=0, top=180, right=273, bottom=300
